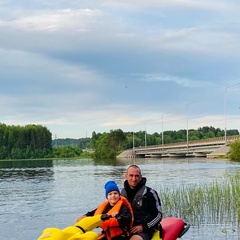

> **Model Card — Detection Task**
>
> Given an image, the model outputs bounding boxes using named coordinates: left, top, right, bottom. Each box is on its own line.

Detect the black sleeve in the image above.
left=85, top=208, right=97, bottom=217
left=117, top=204, right=132, bottom=229
left=142, top=188, right=162, bottom=230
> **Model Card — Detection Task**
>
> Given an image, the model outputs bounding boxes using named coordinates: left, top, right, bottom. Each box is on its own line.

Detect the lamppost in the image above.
left=145, top=121, right=147, bottom=152
left=161, top=114, right=164, bottom=153
left=224, top=87, right=227, bottom=144
left=132, top=126, right=135, bottom=155
left=224, top=82, right=240, bottom=144
left=161, top=112, right=169, bottom=154
left=186, top=101, right=196, bottom=156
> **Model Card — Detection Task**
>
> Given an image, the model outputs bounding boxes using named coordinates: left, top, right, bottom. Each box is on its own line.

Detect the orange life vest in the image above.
left=95, top=196, right=133, bottom=240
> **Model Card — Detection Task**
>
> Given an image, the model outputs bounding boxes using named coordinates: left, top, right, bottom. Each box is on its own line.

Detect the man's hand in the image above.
left=130, top=225, right=143, bottom=234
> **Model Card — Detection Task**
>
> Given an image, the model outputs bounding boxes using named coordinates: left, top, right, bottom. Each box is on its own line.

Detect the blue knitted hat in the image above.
left=104, top=180, right=120, bottom=198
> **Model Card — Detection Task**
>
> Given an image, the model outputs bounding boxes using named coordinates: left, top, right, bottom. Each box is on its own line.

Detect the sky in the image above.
left=1, top=0, right=240, bottom=139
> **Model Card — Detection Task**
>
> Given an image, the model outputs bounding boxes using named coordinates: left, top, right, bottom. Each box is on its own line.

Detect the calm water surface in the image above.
left=0, top=157, right=240, bottom=240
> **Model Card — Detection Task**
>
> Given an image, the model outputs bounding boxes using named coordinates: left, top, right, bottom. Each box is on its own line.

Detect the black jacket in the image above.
left=121, top=177, right=162, bottom=233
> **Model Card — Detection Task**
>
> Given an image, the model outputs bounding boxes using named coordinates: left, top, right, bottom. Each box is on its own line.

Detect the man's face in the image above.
left=125, top=167, right=142, bottom=189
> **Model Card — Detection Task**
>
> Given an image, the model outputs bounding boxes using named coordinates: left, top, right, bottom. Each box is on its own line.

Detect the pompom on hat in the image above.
left=104, top=180, right=120, bottom=198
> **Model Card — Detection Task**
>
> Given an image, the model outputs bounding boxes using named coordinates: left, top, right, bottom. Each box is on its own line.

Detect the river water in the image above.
left=0, top=157, right=240, bottom=240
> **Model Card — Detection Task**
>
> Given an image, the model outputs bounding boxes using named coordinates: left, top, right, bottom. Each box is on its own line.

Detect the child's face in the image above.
left=107, top=191, right=120, bottom=205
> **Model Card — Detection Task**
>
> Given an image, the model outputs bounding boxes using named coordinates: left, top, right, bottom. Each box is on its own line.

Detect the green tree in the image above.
left=205, top=131, right=215, bottom=139
left=52, top=146, right=82, bottom=158
left=93, top=133, right=115, bottom=159
left=228, top=140, right=240, bottom=161
left=0, top=123, right=52, bottom=160
left=91, top=131, right=101, bottom=149
left=109, top=129, right=126, bottom=151
left=0, top=146, right=8, bottom=159
left=93, top=129, right=126, bottom=159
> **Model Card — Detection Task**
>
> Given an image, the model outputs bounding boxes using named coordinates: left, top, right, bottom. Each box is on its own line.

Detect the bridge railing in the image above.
left=133, top=135, right=240, bottom=151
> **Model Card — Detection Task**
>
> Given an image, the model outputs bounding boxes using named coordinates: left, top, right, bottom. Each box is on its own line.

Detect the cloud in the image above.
left=138, top=73, right=213, bottom=88
left=0, top=9, right=104, bottom=32
left=0, top=0, right=240, bottom=138
left=0, top=47, right=112, bottom=122
left=0, top=2, right=239, bottom=60
left=101, top=0, right=233, bottom=11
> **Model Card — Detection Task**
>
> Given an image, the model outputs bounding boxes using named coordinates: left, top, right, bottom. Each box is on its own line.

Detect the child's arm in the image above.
left=117, top=205, right=132, bottom=228
left=76, top=208, right=97, bottom=222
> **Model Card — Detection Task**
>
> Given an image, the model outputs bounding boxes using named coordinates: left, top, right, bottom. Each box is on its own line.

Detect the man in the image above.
left=121, top=165, right=162, bottom=240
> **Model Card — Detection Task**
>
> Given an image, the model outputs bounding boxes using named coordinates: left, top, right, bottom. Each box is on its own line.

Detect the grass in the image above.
left=159, top=170, right=240, bottom=226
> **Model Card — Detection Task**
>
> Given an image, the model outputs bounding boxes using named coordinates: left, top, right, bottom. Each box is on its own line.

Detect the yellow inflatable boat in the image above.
left=38, top=214, right=190, bottom=240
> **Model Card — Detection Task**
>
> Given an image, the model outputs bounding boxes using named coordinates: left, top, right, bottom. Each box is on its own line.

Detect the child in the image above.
left=76, top=180, right=133, bottom=240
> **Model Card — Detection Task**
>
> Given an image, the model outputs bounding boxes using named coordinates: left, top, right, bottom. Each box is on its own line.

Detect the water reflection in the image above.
left=93, top=158, right=120, bottom=165
left=0, top=159, right=54, bottom=180
left=0, top=159, right=53, bottom=168
left=53, top=158, right=92, bottom=167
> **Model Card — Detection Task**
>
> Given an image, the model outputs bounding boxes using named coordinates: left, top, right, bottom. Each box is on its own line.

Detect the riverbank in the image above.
left=206, top=145, right=230, bottom=158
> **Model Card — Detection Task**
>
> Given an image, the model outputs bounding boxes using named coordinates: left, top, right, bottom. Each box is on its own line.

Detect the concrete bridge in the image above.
left=118, top=135, right=240, bottom=158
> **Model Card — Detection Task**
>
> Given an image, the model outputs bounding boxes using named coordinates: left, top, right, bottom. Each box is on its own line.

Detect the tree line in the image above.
left=91, top=126, right=239, bottom=159
left=0, top=123, right=239, bottom=160
left=0, top=123, right=91, bottom=160
left=52, top=137, right=91, bottom=149
left=0, top=123, right=52, bottom=159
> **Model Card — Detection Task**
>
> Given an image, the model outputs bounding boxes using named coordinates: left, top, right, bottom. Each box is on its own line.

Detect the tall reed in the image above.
left=159, top=169, right=240, bottom=226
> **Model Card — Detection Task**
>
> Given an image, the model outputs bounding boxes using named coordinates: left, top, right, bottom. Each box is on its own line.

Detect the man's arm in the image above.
left=142, top=188, right=162, bottom=230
